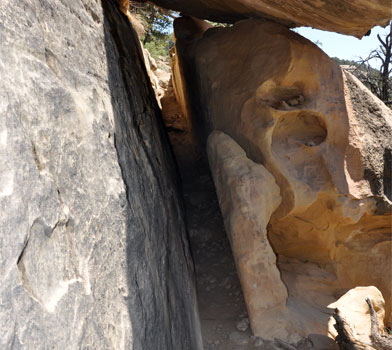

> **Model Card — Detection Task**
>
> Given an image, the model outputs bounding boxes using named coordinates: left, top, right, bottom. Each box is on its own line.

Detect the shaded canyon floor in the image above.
left=161, top=85, right=308, bottom=350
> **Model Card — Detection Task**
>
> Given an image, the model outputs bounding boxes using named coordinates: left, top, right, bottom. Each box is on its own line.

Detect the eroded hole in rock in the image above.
left=256, top=83, right=305, bottom=110
left=270, top=112, right=331, bottom=195
left=272, top=112, right=327, bottom=149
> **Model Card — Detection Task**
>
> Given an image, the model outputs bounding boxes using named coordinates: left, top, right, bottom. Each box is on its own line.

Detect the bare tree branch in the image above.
left=378, top=34, right=388, bottom=49
left=353, top=21, right=392, bottom=105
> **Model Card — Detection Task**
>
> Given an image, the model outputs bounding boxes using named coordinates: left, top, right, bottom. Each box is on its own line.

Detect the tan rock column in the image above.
left=207, top=130, right=291, bottom=340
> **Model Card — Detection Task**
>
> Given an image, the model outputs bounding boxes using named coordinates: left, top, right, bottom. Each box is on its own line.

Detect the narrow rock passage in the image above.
left=160, top=78, right=280, bottom=350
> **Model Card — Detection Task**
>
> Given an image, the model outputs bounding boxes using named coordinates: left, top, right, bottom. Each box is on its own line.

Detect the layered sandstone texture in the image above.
left=148, top=0, right=391, bottom=37
left=0, top=1, right=202, bottom=349
left=207, top=131, right=288, bottom=340
left=174, top=17, right=392, bottom=341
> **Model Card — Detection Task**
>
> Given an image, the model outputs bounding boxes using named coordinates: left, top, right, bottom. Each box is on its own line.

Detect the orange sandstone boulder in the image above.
left=173, top=17, right=392, bottom=341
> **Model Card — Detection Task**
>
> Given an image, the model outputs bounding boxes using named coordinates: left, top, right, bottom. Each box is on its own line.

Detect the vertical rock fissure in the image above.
left=102, top=2, right=202, bottom=349
left=159, top=56, right=287, bottom=349
left=383, top=149, right=392, bottom=201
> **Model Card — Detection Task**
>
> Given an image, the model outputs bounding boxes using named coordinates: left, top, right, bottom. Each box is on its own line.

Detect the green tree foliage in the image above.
left=205, top=20, right=233, bottom=28
left=130, top=2, right=175, bottom=59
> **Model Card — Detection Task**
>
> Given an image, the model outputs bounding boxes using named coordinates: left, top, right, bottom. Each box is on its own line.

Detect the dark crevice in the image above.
left=102, top=1, right=201, bottom=349
left=31, top=141, right=43, bottom=172
left=383, top=148, right=392, bottom=201
left=16, top=235, right=30, bottom=266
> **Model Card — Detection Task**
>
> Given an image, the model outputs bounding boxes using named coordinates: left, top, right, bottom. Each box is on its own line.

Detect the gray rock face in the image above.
left=0, top=0, right=201, bottom=349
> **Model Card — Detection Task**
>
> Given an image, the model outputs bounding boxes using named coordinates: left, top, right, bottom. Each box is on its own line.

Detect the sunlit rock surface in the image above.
left=149, top=0, right=391, bottom=37
left=0, top=1, right=201, bottom=349
left=174, top=16, right=392, bottom=341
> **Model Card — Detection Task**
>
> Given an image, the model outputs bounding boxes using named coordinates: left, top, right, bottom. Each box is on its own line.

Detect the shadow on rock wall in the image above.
left=102, top=1, right=202, bottom=349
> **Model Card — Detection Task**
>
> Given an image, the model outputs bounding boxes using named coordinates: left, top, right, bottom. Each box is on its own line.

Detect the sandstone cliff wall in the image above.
left=0, top=1, right=201, bottom=349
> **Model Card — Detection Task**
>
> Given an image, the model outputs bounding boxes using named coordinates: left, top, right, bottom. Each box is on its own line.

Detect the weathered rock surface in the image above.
left=207, top=131, right=289, bottom=340
left=328, top=287, right=385, bottom=345
left=0, top=1, right=201, bottom=349
left=149, top=0, right=391, bottom=37
left=173, top=16, right=392, bottom=341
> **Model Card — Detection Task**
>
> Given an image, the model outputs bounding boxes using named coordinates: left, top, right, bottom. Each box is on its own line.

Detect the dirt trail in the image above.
left=161, top=82, right=281, bottom=350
